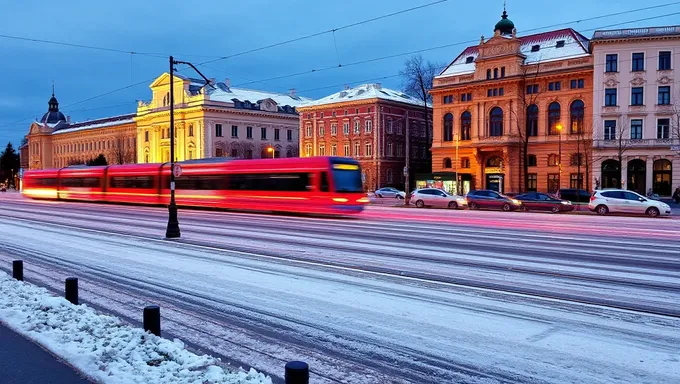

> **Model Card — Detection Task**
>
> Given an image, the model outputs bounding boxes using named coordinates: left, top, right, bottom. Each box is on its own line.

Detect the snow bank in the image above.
left=0, top=271, right=272, bottom=384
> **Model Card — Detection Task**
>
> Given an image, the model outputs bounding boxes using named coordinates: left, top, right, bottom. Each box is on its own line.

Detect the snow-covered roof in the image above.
left=52, top=113, right=135, bottom=135
left=299, top=83, right=430, bottom=108
left=208, top=83, right=312, bottom=108
left=438, top=28, right=590, bottom=78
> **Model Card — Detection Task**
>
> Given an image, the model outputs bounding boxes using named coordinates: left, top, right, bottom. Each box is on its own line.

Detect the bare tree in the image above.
left=400, top=54, right=440, bottom=144
left=671, top=93, right=680, bottom=156
left=595, top=116, right=630, bottom=189
left=574, top=120, right=594, bottom=191
left=109, top=134, right=136, bottom=165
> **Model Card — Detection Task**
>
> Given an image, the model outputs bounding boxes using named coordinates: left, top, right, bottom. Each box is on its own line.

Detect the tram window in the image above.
left=175, top=175, right=227, bottom=190
left=33, top=178, right=57, bottom=187
left=320, top=172, right=329, bottom=192
left=61, top=177, right=101, bottom=188
left=228, top=173, right=310, bottom=192
left=109, top=176, right=154, bottom=189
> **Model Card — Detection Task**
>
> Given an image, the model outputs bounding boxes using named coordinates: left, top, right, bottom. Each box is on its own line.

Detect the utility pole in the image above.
left=404, top=112, right=410, bottom=203
left=454, top=133, right=459, bottom=195
left=165, top=56, right=214, bottom=239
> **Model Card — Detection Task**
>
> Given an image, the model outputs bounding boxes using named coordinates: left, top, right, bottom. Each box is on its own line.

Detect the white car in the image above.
left=588, top=189, right=671, bottom=217
left=410, top=188, right=468, bottom=209
left=374, top=187, right=405, bottom=199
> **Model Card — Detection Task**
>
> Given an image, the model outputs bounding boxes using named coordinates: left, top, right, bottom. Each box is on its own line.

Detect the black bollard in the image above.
left=12, top=260, right=23, bottom=281
left=143, top=305, right=161, bottom=337
left=65, top=278, right=78, bottom=305
left=285, top=361, right=309, bottom=384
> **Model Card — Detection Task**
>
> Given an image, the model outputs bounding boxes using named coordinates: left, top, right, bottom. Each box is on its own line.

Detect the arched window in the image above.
left=494, top=68, right=499, bottom=79
left=443, top=158, right=452, bottom=168
left=526, top=104, right=538, bottom=137
left=548, top=154, right=559, bottom=166
left=602, top=159, right=621, bottom=189
left=548, top=102, right=561, bottom=135
left=653, top=159, right=672, bottom=196
left=570, top=100, right=584, bottom=134
left=486, top=69, right=492, bottom=79
left=486, top=156, right=503, bottom=168
left=443, top=113, right=453, bottom=141
left=489, top=107, right=503, bottom=136
left=461, top=111, right=472, bottom=140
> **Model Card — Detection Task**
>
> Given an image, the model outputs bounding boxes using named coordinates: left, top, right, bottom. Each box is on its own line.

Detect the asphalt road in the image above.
left=0, top=193, right=678, bottom=384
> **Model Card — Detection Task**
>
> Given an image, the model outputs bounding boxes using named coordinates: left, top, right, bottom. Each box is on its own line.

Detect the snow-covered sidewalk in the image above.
left=0, top=271, right=271, bottom=384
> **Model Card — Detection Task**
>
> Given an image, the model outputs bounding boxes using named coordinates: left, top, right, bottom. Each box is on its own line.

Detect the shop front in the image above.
left=415, top=172, right=473, bottom=195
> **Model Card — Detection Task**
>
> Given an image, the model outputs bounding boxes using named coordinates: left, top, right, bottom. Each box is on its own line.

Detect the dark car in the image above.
left=557, top=189, right=590, bottom=203
left=466, top=190, right=522, bottom=211
left=514, top=192, right=574, bottom=213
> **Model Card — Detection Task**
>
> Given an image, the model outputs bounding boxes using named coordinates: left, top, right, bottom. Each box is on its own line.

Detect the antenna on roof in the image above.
left=503, top=0, right=507, bottom=12
left=52, top=79, right=55, bottom=97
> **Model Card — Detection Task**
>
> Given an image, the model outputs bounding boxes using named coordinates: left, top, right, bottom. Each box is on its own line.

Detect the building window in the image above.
left=526, top=104, right=538, bottom=137
left=355, top=108, right=359, bottom=115
left=501, top=67, right=505, bottom=78
left=659, top=51, right=672, bottom=70
left=631, top=87, right=644, bottom=106
left=331, top=144, right=337, bottom=156
left=354, top=120, right=360, bottom=134
left=365, top=142, right=373, bottom=157
left=531, top=44, right=540, bottom=52
left=230, top=148, right=238, bottom=158
left=494, top=68, right=498, bottom=79
left=632, top=52, right=645, bottom=71
left=443, top=158, right=452, bottom=168
left=443, top=95, right=453, bottom=104
left=188, top=150, right=194, bottom=160
left=570, top=100, right=584, bottom=134
left=630, top=119, right=643, bottom=139
left=275, top=128, right=280, bottom=141
left=461, top=111, right=471, bottom=140
left=548, top=82, right=561, bottom=91
left=527, top=154, right=537, bottom=167
left=215, top=124, right=223, bottom=137
left=548, top=102, right=561, bottom=135
left=305, top=125, right=312, bottom=137
left=245, top=149, right=253, bottom=159
left=319, top=125, right=325, bottom=136
left=332, top=111, right=336, bottom=117
left=606, top=54, right=618, bottom=72
left=343, top=122, right=350, bottom=135
left=604, top=120, right=617, bottom=140
left=387, top=169, right=393, bottom=183
left=548, top=154, right=559, bottom=166
left=231, top=125, right=238, bottom=138
left=387, top=119, right=393, bottom=134
left=144, top=131, right=149, bottom=142
left=486, top=69, right=491, bottom=79
left=499, top=88, right=504, bottom=96
left=443, top=113, right=453, bottom=141
left=353, top=142, right=360, bottom=157
left=287, top=129, right=293, bottom=141
left=304, top=143, right=312, bottom=157
left=658, top=86, right=671, bottom=105
left=570, top=153, right=583, bottom=166
left=461, top=157, right=470, bottom=168
left=527, top=174, right=537, bottom=192
left=215, top=147, right=223, bottom=157
left=570, top=79, right=584, bottom=89
left=331, top=123, right=337, bottom=136
left=397, top=143, right=404, bottom=157
left=396, top=121, right=403, bottom=135
left=489, top=107, right=503, bottom=137
left=365, top=120, right=372, bottom=133
left=547, top=174, right=560, bottom=194
left=605, top=88, right=617, bottom=106
left=386, top=142, right=393, bottom=156
left=343, top=143, right=349, bottom=156
left=319, top=144, right=325, bottom=156
left=570, top=173, right=583, bottom=189
left=657, top=118, right=670, bottom=139
left=261, top=127, right=267, bottom=140
left=556, top=40, right=565, bottom=48
left=247, top=126, right=253, bottom=139
left=526, top=84, right=539, bottom=94
left=344, top=110, right=348, bottom=116
left=188, top=124, right=194, bottom=137
left=320, top=112, right=324, bottom=118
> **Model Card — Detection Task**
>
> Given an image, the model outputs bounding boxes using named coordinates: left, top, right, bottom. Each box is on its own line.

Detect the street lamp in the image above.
left=267, top=146, right=275, bottom=159
left=453, top=133, right=459, bottom=195
left=556, top=123, right=563, bottom=191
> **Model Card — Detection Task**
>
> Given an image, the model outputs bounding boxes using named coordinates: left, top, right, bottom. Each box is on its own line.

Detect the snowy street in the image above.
left=0, top=193, right=679, bottom=383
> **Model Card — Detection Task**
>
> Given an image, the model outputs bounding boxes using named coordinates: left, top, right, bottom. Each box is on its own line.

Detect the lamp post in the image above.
left=267, top=146, right=275, bottom=159
left=556, top=123, right=563, bottom=191
left=454, top=133, right=459, bottom=195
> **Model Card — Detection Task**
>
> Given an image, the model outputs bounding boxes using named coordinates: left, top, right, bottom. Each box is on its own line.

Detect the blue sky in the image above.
left=1, top=0, right=679, bottom=148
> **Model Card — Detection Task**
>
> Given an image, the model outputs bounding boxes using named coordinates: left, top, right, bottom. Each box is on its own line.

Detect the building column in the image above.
left=645, top=157, right=654, bottom=194
left=620, top=157, right=628, bottom=190
left=312, top=113, right=317, bottom=156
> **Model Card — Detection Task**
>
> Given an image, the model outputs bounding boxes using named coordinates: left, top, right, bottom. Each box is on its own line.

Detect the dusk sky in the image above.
left=1, top=0, right=678, bottom=148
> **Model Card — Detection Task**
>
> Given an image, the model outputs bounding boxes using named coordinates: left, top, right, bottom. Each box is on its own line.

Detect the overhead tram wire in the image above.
left=2, top=2, right=678, bottom=130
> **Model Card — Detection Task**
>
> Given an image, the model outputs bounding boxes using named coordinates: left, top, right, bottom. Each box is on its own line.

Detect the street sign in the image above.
left=172, top=164, right=182, bottom=178
left=671, top=145, right=680, bottom=151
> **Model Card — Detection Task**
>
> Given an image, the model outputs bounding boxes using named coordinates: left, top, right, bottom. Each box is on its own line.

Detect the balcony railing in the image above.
left=594, top=138, right=675, bottom=148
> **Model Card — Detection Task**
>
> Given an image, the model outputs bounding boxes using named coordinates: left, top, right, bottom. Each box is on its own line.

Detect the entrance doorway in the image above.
left=627, top=159, right=646, bottom=195
left=486, top=174, right=504, bottom=193
left=653, top=159, right=672, bottom=196
left=601, top=159, right=620, bottom=189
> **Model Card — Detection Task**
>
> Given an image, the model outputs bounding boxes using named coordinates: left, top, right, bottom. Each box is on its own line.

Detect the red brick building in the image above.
left=297, top=84, right=432, bottom=191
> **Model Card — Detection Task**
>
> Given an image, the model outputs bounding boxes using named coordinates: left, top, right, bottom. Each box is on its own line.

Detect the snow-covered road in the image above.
left=0, top=194, right=678, bottom=383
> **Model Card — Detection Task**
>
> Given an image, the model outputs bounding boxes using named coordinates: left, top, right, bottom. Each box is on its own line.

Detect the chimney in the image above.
left=344, top=84, right=350, bottom=90
left=289, top=88, right=297, bottom=98
left=66, top=116, right=71, bottom=123
left=224, top=78, right=231, bottom=87
left=375, top=83, right=382, bottom=90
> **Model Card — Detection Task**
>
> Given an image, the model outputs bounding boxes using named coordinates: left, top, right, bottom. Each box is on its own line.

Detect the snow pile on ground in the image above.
left=0, top=271, right=272, bottom=384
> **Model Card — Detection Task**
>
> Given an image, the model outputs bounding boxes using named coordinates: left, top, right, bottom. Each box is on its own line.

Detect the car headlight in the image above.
left=511, top=199, right=521, bottom=205
left=561, top=201, right=571, bottom=205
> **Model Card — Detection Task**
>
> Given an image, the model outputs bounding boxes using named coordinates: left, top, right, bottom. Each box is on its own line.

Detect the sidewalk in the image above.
left=0, top=322, right=91, bottom=384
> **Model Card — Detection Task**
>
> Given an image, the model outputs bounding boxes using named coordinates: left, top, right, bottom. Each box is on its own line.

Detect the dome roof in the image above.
left=494, top=10, right=514, bottom=36
left=39, top=93, right=66, bottom=125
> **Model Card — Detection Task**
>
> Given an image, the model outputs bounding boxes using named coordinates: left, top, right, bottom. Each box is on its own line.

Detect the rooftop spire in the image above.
left=494, top=1, right=514, bottom=36
left=52, top=79, right=55, bottom=97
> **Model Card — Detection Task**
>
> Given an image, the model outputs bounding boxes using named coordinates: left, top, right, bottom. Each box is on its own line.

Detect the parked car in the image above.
left=410, top=188, right=467, bottom=209
left=514, top=192, right=574, bottom=213
left=374, top=187, right=405, bottom=199
left=557, top=188, right=591, bottom=203
left=466, top=190, right=522, bottom=211
left=588, top=189, right=671, bottom=217
left=0, top=185, right=6, bottom=192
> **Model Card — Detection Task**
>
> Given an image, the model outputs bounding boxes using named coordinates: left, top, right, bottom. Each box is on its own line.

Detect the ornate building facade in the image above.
left=24, top=73, right=307, bottom=170
left=296, top=83, right=432, bottom=191
left=591, top=26, right=680, bottom=197
left=430, top=10, right=594, bottom=194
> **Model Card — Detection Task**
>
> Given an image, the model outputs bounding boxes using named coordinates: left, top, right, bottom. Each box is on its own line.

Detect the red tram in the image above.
left=22, top=157, right=368, bottom=215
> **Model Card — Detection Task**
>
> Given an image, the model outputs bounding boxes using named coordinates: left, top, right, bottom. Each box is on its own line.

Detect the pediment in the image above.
left=149, top=73, right=186, bottom=89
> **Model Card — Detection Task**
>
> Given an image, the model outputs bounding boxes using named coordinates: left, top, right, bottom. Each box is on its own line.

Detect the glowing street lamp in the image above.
left=556, top=123, right=563, bottom=191
left=267, top=146, right=275, bottom=159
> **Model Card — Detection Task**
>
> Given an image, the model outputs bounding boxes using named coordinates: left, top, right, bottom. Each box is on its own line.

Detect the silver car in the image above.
left=374, top=187, right=405, bottom=199
left=410, top=188, right=468, bottom=209
left=588, top=189, right=671, bottom=217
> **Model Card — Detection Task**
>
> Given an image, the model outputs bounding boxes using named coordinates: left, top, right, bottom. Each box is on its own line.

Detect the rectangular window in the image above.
left=632, top=52, right=645, bottom=71
left=570, top=173, right=583, bottom=189
left=548, top=82, right=561, bottom=91
left=396, top=121, right=403, bottom=135
left=247, top=126, right=253, bottom=139
left=365, top=120, right=372, bottom=133
left=461, top=158, right=470, bottom=168
left=354, top=121, right=360, bottom=134
left=387, top=142, right=393, bottom=156
left=144, top=131, right=149, bottom=142
left=331, top=144, right=337, bottom=156
left=526, top=84, right=539, bottom=94
left=657, top=118, right=670, bottom=139
left=331, top=123, right=337, bottom=136
left=501, top=67, right=506, bottom=77
left=487, top=89, right=493, bottom=97
left=658, top=86, right=671, bottom=105
left=319, top=125, right=325, bottom=136
left=604, top=120, right=617, bottom=140
left=304, top=144, right=312, bottom=157
left=443, top=95, right=453, bottom=104
left=605, top=88, right=617, bottom=106
left=605, top=54, right=618, bottom=72
left=467, top=93, right=472, bottom=101
left=387, top=120, right=393, bottom=134
left=461, top=93, right=467, bottom=102
left=578, top=79, right=584, bottom=88
left=659, top=51, right=671, bottom=70
left=287, top=129, right=293, bottom=141
left=353, top=142, right=360, bottom=157
left=343, top=123, right=350, bottom=135
left=631, top=87, right=644, bottom=106
left=548, top=174, right=560, bottom=194
left=343, top=143, right=350, bottom=156
left=630, top=119, right=642, bottom=139
left=527, top=174, right=537, bottom=192
left=215, top=124, right=223, bottom=137
left=570, top=79, right=576, bottom=89
left=319, top=145, right=325, bottom=156
left=396, top=144, right=404, bottom=157
left=499, top=88, right=504, bottom=96
left=305, top=125, right=312, bottom=138
left=274, top=128, right=280, bottom=141
left=231, top=125, right=238, bottom=138
left=261, top=127, right=267, bottom=140
left=492, top=88, right=498, bottom=96
left=188, top=124, right=194, bottom=137
left=571, top=79, right=585, bottom=89
left=365, top=143, right=373, bottom=157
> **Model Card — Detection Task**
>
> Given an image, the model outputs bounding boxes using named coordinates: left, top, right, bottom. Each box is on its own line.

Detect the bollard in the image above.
left=65, top=278, right=78, bottom=305
left=284, top=361, right=309, bottom=384
left=143, top=305, right=161, bottom=337
left=12, top=260, right=23, bottom=281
